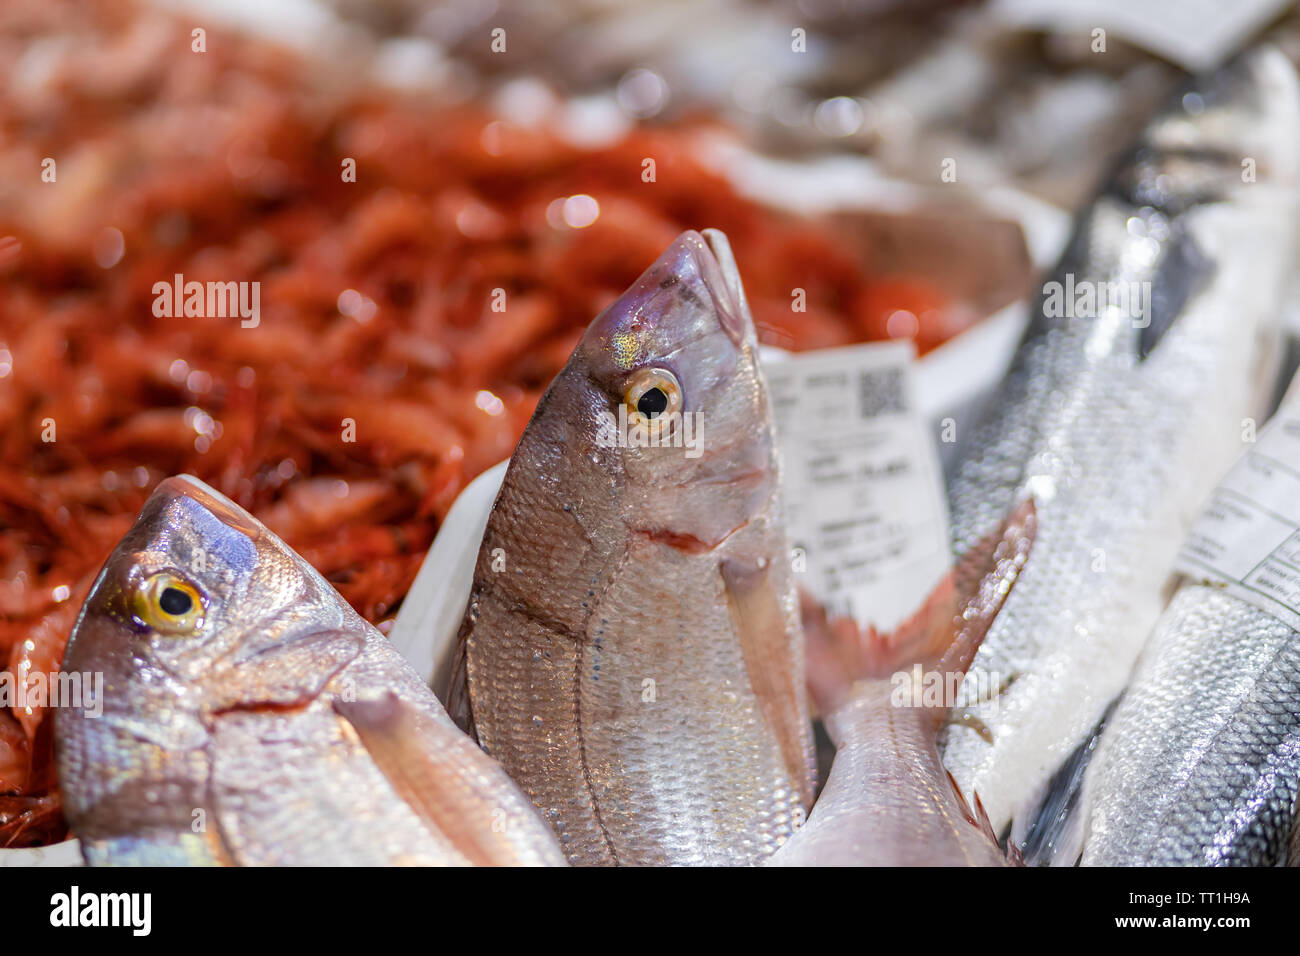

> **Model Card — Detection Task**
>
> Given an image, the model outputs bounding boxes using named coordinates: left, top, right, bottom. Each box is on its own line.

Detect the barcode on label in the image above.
left=857, top=367, right=906, bottom=419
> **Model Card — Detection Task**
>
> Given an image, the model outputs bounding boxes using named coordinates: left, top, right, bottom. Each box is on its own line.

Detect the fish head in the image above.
left=61, top=474, right=364, bottom=727
left=1135, top=45, right=1300, bottom=201
left=1045, top=47, right=1300, bottom=362
left=563, top=228, right=778, bottom=543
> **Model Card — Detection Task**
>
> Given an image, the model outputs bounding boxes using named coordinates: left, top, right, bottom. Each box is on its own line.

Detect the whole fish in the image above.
left=449, top=229, right=816, bottom=866
left=938, top=46, right=1300, bottom=837
left=56, top=475, right=566, bottom=866
left=1077, top=398, right=1300, bottom=866
left=769, top=503, right=1034, bottom=867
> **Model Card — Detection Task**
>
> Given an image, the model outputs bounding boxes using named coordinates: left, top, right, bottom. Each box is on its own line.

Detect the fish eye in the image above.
left=623, top=367, right=682, bottom=432
left=133, top=571, right=205, bottom=635
left=159, top=586, right=193, bottom=616
left=638, top=387, right=668, bottom=418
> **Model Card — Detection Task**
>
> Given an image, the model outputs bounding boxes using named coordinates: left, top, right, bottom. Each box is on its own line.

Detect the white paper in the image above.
left=1174, top=409, right=1300, bottom=631
left=765, top=340, right=951, bottom=632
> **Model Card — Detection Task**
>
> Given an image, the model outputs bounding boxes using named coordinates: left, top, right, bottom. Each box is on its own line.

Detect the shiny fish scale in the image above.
left=938, top=49, right=1298, bottom=834
left=939, top=204, right=1260, bottom=832
left=1082, top=586, right=1300, bottom=865
left=573, top=527, right=799, bottom=864
left=770, top=693, right=1008, bottom=866
left=460, top=391, right=807, bottom=865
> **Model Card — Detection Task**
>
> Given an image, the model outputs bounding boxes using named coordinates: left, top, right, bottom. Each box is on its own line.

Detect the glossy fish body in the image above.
left=771, top=505, right=1033, bottom=866
left=939, top=47, right=1300, bottom=835
left=450, top=230, right=815, bottom=866
left=785, top=693, right=1023, bottom=867
left=55, top=476, right=566, bottom=866
left=773, top=695, right=1010, bottom=866
left=1080, top=585, right=1300, bottom=865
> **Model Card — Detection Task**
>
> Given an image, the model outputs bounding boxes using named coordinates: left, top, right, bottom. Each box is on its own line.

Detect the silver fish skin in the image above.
left=1079, top=585, right=1300, bottom=865
left=771, top=693, right=1011, bottom=867
left=770, top=505, right=1034, bottom=867
left=55, top=475, right=566, bottom=867
left=450, top=229, right=815, bottom=866
left=939, top=47, right=1300, bottom=835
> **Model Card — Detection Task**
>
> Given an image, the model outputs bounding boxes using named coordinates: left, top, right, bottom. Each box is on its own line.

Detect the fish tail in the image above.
left=802, top=499, right=1036, bottom=719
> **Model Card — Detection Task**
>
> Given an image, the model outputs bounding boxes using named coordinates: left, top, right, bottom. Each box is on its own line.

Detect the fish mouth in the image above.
left=699, top=228, right=753, bottom=347
left=580, top=229, right=756, bottom=366
left=1145, top=46, right=1300, bottom=187
left=149, top=474, right=264, bottom=541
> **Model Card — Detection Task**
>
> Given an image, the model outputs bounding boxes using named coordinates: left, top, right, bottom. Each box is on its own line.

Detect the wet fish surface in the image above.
left=56, top=475, right=566, bottom=866
left=769, top=504, right=1034, bottom=867
left=1079, top=584, right=1300, bottom=865
left=938, top=47, right=1300, bottom=836
left=449, top=229, right=816, bottom=866
left=1077, top=396, right=1300, bottom=866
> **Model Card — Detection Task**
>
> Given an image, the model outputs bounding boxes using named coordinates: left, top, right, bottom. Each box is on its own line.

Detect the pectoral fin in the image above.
left=446, top=617, right=477, bottom=741
left=333, top=693, right=563, bottom=866
left=721, top=559, right=815, bottom=811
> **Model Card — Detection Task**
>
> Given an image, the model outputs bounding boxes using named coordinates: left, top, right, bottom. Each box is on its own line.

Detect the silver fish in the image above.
left=449, top=229, right=816, bottom=866
left=56, top=475, right=566, bottom=866
left=938, top=46, right=1300, bottom=837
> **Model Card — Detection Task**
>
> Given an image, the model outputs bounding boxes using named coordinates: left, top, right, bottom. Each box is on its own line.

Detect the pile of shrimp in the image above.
left=0, top=1, right=957, bottom=847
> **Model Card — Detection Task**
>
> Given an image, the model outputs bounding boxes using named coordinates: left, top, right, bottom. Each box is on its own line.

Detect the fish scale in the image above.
left=938, top=47, right=1300, bottom=836
left=1081, top=587, right=1300, bottom=865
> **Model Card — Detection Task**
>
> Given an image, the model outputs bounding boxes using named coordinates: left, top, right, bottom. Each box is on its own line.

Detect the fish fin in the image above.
left=721, top=558, right=816, bottom=810
left=802, top=499, right=1036, bottom=718
left=946, top=771, right=1021, bottom=867
left=213, top=628, right=364, bottom=711
left=940, top=498, right=1037, bottom=678
left=446, top=618, right=478, bottom=742
left=1137, top=227, right=1213, bottom=361
left=1005, top=839, right=1025, bottom=867
left=1012, top=697, right=1118, bottom=867
left=333, top=692, right=543, bottom=866
left=801, top=578, right=956, bottom=714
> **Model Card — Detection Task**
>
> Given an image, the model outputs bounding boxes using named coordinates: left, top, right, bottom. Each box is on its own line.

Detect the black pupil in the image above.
left=159, top=587, right=192, bottom=616
left=637, top=387, right=669, bottom=418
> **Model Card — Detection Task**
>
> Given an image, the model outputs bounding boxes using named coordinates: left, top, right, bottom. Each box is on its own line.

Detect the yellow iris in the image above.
left=132, top=571, right=205, bottom=634
left=623, top=367, right=682, bottom=436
